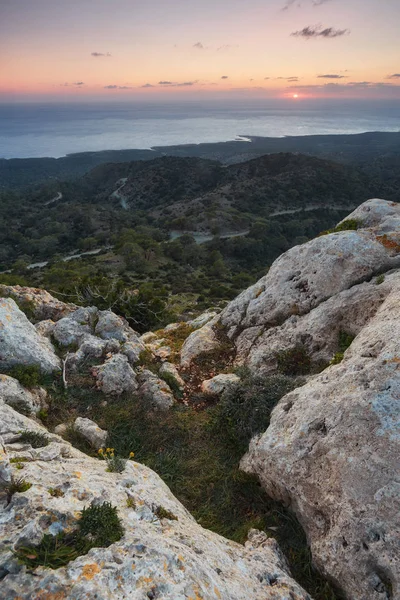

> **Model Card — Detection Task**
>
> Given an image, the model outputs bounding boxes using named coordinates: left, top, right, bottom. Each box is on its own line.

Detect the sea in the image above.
left=0, top=98, right=399, bottom=159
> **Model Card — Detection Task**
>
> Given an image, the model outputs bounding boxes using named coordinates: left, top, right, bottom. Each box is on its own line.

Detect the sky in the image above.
left=1, top=0, right=400, bottom=101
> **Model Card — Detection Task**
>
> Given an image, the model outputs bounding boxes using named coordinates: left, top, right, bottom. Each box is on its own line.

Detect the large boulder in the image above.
left=0, top=405, right=311, bottom=600
left=241, top=267, right=400, bottom=600
left=221, top=200, right=400, bottom=340
left=0, top=298, right=61, bottom=374
left=0, top=285, right=76, bottom=322
left=93, top=354, right=138, bottom=396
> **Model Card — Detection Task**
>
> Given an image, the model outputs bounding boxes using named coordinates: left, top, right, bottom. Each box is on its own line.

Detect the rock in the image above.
left=180, top=321, right=220, bottom=367
left=221, top=207, right=400, bottom=339
left=93, top=354, right=138, bottom=396
left=140, top=331, right=158, bottom=344
left=121, top=338, right=146, bottom=365
left=68, top=335, right=120, bottom=368
left=34, top=319, right=55, bottom=338
left=74, top=417, right=108, bottom=450
left=153, top=345, right=171, bottom=360
left=338, top=197, right=400, bottom=230
left=54, top=423, right=68, bottom=437
left=201, top=373, right=240, bottom=396
left=188, top=311, right=219, bottom=329
left=237, top=273, right=398, bottom=373
left=0, top=402, right=54, bottom=444
left=0, top=406, right=310, bottom=600
left=0, top=375, right=41, bottom=415
left=95, top=310, right=139, bottom=342
left=0, top=285, right=77, bottom=322
left=163, top=322, right=181, bottom=332
left=52, top=306, right=98, bottom=347
left=159, top=362, right=185, bottom=392
left=138, top=369, right=175, bottom=410
left=241, top=281, right=400, bottom=600
left=0, top=298, right=61, bottom=374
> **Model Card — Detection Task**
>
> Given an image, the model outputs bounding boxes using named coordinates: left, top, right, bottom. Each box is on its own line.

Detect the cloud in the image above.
left=193, top=42, right=204, bottom=49
left=221, top=75, right=229, bottom=79
left=317, top=73, right=346, bottom=78
left=158, top=80, right=197, bottom=87
left=287, top=76, right=299, bottom=81
left=217, top=44, right=238, bottom=51
left=387, top=73, right=400, bottom=79
left=91, top=52, right=111, bottom=57
left=282, top=0, right=333, bottom=9
left=104, top=85, right=132, bottom=89
left=74, top=82, right=84, bottom=86
left=264, top=77, right=270, bottom=80
left=291, top=25, right=349, bottom=39
left=141, top=83, right=154, bottom=88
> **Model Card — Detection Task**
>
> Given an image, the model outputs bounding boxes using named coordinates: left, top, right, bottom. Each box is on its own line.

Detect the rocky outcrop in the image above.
left=0, top=285, right=76, bottom=322
left=234, top=200, right=400, bottom=600
left=138, top=369, right=175, bottom=410
left=74, top=417, right=108, bottom=450
left=52, top=306, right=98, bottom=347
left=0, top=404, right=311, bottom=600
left=0, top=298, right=61, bottom=374
left=201, top=373, right=240, bottom=396
left=93, top=354, right=138, bottom=396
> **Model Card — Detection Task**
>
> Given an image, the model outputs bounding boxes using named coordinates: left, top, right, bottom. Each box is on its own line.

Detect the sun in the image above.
left=293, top=93, right=299, bottom=99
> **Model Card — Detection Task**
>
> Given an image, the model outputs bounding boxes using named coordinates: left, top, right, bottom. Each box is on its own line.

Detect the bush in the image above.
left=15, top=501, right=124, bottom=569
left=211, top=374, right=301, bottom=451
left=275, top=346, right=311, bottom=376
left=1, top=475, right=32, bottom=504
left=7, top=365, right=42, bottom=388
left=18, top=430, right=49, bottom=448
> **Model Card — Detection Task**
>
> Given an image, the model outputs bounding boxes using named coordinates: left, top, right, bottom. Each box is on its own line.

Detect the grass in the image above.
left=18, top=430, right=49, bottom=448
left=1, top=475, right=32, bottom=504
left=42, top=368, right=341, bottom=599
left=15, top=501, right=123, bottom=570
left=275, top=346, right=311, bottom=376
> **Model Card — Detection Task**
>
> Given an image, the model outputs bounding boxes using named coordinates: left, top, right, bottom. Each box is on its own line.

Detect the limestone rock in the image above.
left=180, top=321, right=220, bottom=367
left=154, top=345, right=171, bottom=360
left=188, top=311, right=219, bottom=329
left=0, top=375, right=41, bottom=415
left=138, top=369, right=175, bottom=410
left=0, top=406, right=310, bottom=600
left=237, top=273, right=398, bottom=373
left=95, top=310, right=139, bottom=342
left=121, top=338, right=146, bottom=365
left=140, top=331, right=158, bottom=344
left=52, top=306, right=98, bottom=347
left=34, top=319, right=55, bottom=338
left=0, top=298, right=61, bottom=374
left=201, top=373, right=240, bottom=396
left=74, top=417, right=108, bottom=450
left=221, top=213, right=400, bottom=338
left=93, top=354, right=138, bottom=396
left=159, top=362, right=185, bottom=392
left=0, top=285, right=76, bottom=322
left=241, top=284, right=400, bottom=600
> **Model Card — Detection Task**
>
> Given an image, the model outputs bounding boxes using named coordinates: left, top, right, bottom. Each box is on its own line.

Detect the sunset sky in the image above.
left=1, top=0, right=400, bottom=101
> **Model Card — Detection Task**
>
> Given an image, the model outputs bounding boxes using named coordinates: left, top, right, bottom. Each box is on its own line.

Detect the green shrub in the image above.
left=1, top=475, right=32, bottom=504
left=15, top=501, right=123, bottom=570
left=18, top=430, right=49, bottom=448
left=275, top=346, right=311, bottom=376
left=376, top=274, right=385, bottom=285
left=7, top=365, right=42, bottom=388
left=211, top=374, right=301, bottom=451
left=338, top=331, right=355, bottom=353
left=320, top=219, right=362, bottom=236
left=154, top=505, right=178, bottom=521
